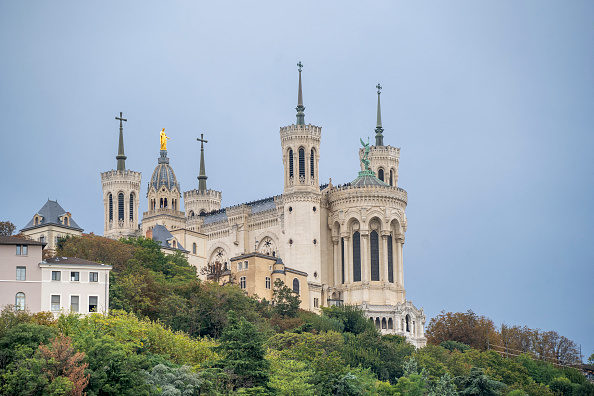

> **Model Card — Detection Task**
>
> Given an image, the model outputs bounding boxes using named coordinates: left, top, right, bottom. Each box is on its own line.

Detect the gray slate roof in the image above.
left=151, top=224, right=188, bottom=252
left=43, top=257, right=112, bottom=267
left=21, top=200, right=83, bottom=232
left=0, top=235, right=46, bottom=246
left=150, top=151, right=180, bottom=192
left=351, top=170, right=390, bottom=188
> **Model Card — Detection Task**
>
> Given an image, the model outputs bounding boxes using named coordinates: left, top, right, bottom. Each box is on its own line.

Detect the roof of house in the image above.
left=21, top=199, right=83, bottom=232
left=42, top=256, right=112, bottom=268
left=0, top=235, right=46, bottom=246
left=151, top=224, right=188, bottom=252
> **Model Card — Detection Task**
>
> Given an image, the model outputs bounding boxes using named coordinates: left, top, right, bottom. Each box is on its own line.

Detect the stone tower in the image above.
left=142, top=135, right=186, bottom=233
left=360, top=84, right=400, bottom=187
left=101, top=112, right=142, bottom=239
left=280, top=63, right=323, bottom=297
left=184, top=134, right=222, bottom=228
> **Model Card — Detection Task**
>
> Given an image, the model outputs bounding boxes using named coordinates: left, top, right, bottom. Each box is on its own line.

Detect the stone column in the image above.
left=332, top=236, right=340, bottom=287
left=381, top=232, right=389, bottom=282
left=361, top=231, right=369, bottom=282
left=396, top=235, right=404, bottom=287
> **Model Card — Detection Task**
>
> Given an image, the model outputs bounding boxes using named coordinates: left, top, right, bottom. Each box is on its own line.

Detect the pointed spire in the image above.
left=115, top=112, right=127, bottom=171
left=374, top=84, right=384, bottom=146
left=296, top=62, right=305, bottom=125
left=197, top=134, right=208, bottom=192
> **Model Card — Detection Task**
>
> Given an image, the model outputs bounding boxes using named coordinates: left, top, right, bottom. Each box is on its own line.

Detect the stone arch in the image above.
left=207, top=242, right=233, bottom=265
left=257, top=236, right=278, bottom=257
left=388, top=318, right=393, bottom=330
left=377, top=167, right=385, bottom=182
left=254, top=231, right=280, bottom=253
left=332, top=221, right=341, bottom=237
left=375, top=318, right=380, bottom=329
left=382, top=317, right=387, bottom=329
left=188, top=210, right=195, bottom=217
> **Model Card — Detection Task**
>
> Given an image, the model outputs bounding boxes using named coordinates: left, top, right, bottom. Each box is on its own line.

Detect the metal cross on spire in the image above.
left=297, top=61, right=303, bottom=72
left=197, top=133, right=208, bottom=192
left=376, top=83, right=382, bottom=94
left=115, top=111, right=128, bottom=171
left=375, top=84, right=384, bottom=146
left=296, top=61, right=305, bottom=125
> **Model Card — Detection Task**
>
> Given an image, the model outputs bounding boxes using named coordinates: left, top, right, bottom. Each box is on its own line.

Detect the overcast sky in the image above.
left=1, top=1, right=593, bottom=358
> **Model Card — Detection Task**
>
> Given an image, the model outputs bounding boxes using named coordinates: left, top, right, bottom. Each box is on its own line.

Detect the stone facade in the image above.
left=101, top=169, right=142, bottom=239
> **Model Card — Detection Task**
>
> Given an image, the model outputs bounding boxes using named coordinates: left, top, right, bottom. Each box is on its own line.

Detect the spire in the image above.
left=115, top=112, right=127, bottom=171
left=197, top=134, right=208, bottom=192
left=296, top=62, right=305, bottom=125
left=375, top=84, right=384, bottom=146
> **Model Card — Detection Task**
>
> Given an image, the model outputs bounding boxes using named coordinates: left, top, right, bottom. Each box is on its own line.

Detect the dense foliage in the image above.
left=0, top=235, right=590, bottom=395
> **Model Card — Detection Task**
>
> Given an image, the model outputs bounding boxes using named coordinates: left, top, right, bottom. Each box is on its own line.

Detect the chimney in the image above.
left=146, top=229, right=153, bottom=240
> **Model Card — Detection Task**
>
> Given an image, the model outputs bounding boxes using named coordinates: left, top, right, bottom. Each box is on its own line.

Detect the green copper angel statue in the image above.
left=360, top=137, right=370, bottom=171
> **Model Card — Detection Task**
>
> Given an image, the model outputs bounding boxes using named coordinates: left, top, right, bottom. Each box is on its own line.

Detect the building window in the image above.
left=39, top=235, right=45, bottom=243
left=109, top=193, right=113, bottom=221
left=51, top=295, right=60, bottom=311
left=388, top=318, right=393, bottom=330
left=16, top=266, right=26, bottom=281
left=289, top=149, right=294, bottom=178
left=382, top=318, right=387, bottom=329
left=70, top=272, right=80, bottom=282
left=378, top=168, right=384, bottom=182
left=16, top=245, right=28, bottom=256
left=265, top=277, right=271, bottom=289
left=63, top=217, right=69, bottom=226
left=15, top=292, right=25, bottom=311
left=172, top=240, right=177, bottom=248
left=298, top=148, right=305, bottom=178
left=406, top=315, right=410, bottom=332
left=293, top=278, right=300, bottom=294
left=118, top=193, right=124, bottom=221
left=387, top=234, right=394, bottom=283
left=244, top=261, right=249, bottom=270
left=192, top=243, right=197, bottom=254
left=35, top=217, right=39, bottom=225
left=55, top=236, right=59, bottom=246
left=352, top=231, right=361, bottom=282
left=314, top=297, right=319, bottom=308
left=389, top=170, right=394, bottom=186
left=238, top=262, right=243, bottom=271
left=130, top=193, right=134, bottom=221
left=89, top=272, right=98, bottom=282
left=370, top=230, right=380, bottom=281
left=89, top=296, right=98, bottom=312
left=52, top=271, right=61, bottom=281
left=310, top=148, right=315, bottom=178
left=240, top=276, right=246, bottom=290
left=70, top=296, right=79, bottom=313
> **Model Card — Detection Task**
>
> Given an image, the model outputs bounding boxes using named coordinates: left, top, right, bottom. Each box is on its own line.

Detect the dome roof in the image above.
left=151, top=150, right=180, bottom=191
left=351, top=170, right=389, bottom=188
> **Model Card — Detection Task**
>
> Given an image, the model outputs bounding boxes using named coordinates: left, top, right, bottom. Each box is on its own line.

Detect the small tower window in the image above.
left=118, top=193, right=124, bottom=221
left=192, top=243, right=197, bottom=254
left=164, top=198, right=168, bottom=208
left=109, top=194, right=113, bottom=221
left=390, top=170, right=394, bottom=186
left=289, top=149, right=294, bottom=178
left=352, top=231, right=361, bottom=282
left=378, top=169, right=384, bottom=182
left=130, top=193, right=134, bottom=221
left=292, top=278, right=300, bottom=294
left=370, top=230, right=380, bottom=281
left=310, top=149, right=315, bottom=179
left=298, top=148, right=305, bottom=178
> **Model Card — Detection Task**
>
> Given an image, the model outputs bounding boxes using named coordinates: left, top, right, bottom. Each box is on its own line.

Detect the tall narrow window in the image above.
left=370, top=230, right=380, bottom=281
left=310, top=149, right=315, bottom=179
left=298, top=148, right=305, bottom=178
left=389, top=170, right=394, bottom=186
left=130, top=193, right=134, bottom=220
left=89, top=296, right=98, bottom=312
left=51, top=295, right=60, bottom=311
left=240, top=276, right=246, bottom=289
left=118, top=193, right=124, bottom=221
left=289, top=149, right=294, bottom=178
left=265, top=277, right=271, bottom=289
left=387, top=234, right=394, bottom=283
left=109, top=194, right=113, bottom=221
left=15, top=293, right=25, bottom=311
left=352, top=231, right=361, bottom=282
left=378, top=169, right=384, bottom=182
left=341, top=237, right=345, bottom=284
left=63, top=217, right=69, bottom=226
left=70, top=296, right=79, bottom=313
left=406, top=315, right=410, bottom=332
left=192, top=243, right=197, bottom=254
left=16, top=267, right=26, bottom=281
left=293, top=278, right=300, bottom=294
left=164, top=198, right=168, bottom=208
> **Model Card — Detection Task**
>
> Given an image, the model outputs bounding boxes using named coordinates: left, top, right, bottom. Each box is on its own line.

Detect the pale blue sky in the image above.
left=1, top=1, right=593, bottom=358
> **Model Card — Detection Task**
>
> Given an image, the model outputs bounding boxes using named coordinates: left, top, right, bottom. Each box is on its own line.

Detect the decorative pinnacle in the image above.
left=197, top=133, right=208, bottom=192
left=375, top=84, right=384, bottom=146
left=115, top=112, right=127, bottom=171
left=296, top=61, right=305, bottom=125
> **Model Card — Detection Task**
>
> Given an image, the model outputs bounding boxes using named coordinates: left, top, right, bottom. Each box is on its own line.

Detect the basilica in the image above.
left=100, top=65, right=427, bottom=347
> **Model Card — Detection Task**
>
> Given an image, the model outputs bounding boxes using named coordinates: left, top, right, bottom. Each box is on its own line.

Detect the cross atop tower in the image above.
left=197, top=133, right=208, bottom=148
left=376, top=83, right=382, bottom=94
left=115, top=112, right=127, bottom=128
left=197, top=133, right=208, bottom=192
left=297, top=61, right=303, bottom=72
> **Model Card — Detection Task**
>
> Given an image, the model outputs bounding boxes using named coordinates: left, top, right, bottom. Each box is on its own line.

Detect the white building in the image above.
left=0, top=235, right=111, bottom=315
left=101, top=66, right=426, bottom=347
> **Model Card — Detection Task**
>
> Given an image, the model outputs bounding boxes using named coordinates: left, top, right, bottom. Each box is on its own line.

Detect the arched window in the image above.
left=118, top=193, right=124, bottom=221
left=289, top=149, right=294, bottom=178
left=130, top=193, right=134, bottom=221
left=382, top=318, right=387, bottom=329
left=298, top=148, right=305, bottom=178
left=388, top=318, right=393, bottom=330
left=192, top=243, right=197, bottom=254
left=189, top=210, right=195, bottom=217
left=109, top=194, right=113, bottom=221
left=265, top=277, right=271, bottom=289
left=160, top=198, right=164, bottom=208
left=389, top=170, right=394, bottom=186
left=293, top=278, right=300, bottom=294
left=406, top=315, right=410, bottom=332
left=378, top=169, right=384, bottom=182
left=164, top=198, right=168, bottom=208
left=375, top=318, right=380, bottom=329
left=352, top=231, right=361, bottom=282
left=370, top=230, right=379, bottom=281
left=240, top=276, right=246, bottom=289
left=387, top=234, right=394, bottom=283
left=310, top=149, right=315, bottom=179
left=15, top=292, right=25, bottom=311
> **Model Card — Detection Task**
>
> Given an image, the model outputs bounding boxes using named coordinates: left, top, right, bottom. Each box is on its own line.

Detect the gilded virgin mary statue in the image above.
left=160, top=128, right=170, bottom=150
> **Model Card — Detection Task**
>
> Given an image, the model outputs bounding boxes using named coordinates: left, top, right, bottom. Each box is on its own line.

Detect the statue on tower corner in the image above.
left=160, top=128, right=170, bottom=150
left=360, top=137, right=371, bottom=171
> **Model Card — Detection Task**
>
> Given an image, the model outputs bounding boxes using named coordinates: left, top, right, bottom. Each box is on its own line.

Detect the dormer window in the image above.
left=34, top=217, right=39, bottom=225
left=63, top=217, right=69, bottom=226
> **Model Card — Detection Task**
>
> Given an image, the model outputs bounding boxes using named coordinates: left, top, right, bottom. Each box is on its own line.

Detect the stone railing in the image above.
left=143, top=208, right=185, bottom=218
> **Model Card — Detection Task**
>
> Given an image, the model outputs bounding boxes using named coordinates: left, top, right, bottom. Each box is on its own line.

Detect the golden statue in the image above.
left=160, top=128, right=170, bottom=150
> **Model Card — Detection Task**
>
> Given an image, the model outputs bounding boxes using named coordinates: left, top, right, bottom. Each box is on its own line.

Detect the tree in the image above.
left=200, top=261, right=235, bottom=285
left=0, top=221, right=16, bottom=236
left=37, top=334, right=89, bottom=396
left=214, top=311, right=270, bottom=390
left=145, top=364, right=218, bottom=395
left=321, top=305, right=377, bottom=335
left=271, top=279, right=301, bottom=318
left=588, top=350, right=594, bottom=365
left=457, top=367, right=507, bottom=396
left=426, top=310, right=500, bottom=351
